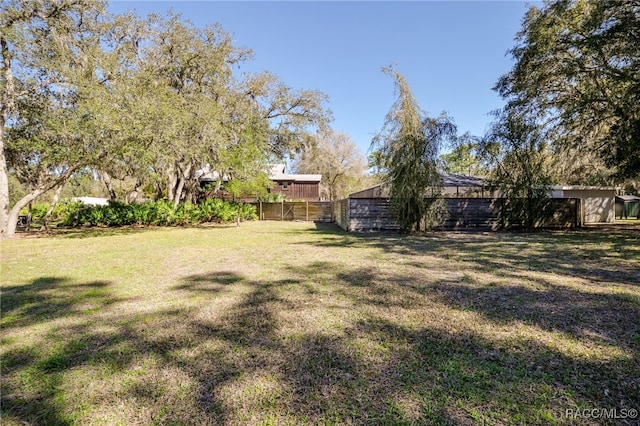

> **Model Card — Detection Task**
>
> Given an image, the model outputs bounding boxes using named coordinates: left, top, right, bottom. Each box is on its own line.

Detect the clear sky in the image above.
left=108, top=1, right=541, bottom=158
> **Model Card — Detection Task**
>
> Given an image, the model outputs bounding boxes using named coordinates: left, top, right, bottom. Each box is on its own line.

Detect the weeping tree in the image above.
left=372, top=67, right=456, bottom=232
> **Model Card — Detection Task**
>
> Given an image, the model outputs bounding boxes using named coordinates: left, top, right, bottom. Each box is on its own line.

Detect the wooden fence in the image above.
left=251, top=201, right=333, bottom=222
left=251, top=198, right=581, bottom=231
left=334, top=198, right=582, bottom=232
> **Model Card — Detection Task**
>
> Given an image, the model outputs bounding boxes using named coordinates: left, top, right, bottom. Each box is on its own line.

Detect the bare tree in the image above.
left=293, top=129, right=367, bottom=201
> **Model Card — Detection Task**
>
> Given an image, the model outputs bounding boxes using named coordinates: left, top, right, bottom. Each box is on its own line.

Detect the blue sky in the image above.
left=109, top=1, right=541, bottom=158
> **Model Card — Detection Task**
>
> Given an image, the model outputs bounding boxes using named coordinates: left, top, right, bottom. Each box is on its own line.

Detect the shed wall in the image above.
left=560, top=190, right=615, bottom=223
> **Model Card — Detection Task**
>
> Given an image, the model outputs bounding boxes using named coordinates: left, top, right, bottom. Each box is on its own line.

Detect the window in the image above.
left=282, top=182, right=289, bottom=190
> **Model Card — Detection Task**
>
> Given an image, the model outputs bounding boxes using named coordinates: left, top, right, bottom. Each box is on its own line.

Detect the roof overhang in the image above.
left=551, top=185, right=618, bottom=191
left=271, top=173, right=322, bottom=183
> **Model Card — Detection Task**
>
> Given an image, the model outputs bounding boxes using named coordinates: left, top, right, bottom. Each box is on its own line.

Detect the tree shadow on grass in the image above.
left=172, top=271, right=247, bottom=293
left=286, top=259, right=638, bottom=417
left=0, top=277, right=121, bottom=330
left=290, top=259, right=639, bottom=355
left=344, top=316, right=639, bottom=425
left=428, top=281, right=640, bottom=355
left=2, top=262, right=639, bottom=425
left=295, top=227, right=640, bottom=288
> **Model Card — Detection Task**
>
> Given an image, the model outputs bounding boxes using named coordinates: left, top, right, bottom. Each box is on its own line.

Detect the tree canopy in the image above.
left=439, top=132, right=487, bottom=177
left=1, top=1, right=331, bottom=236
left=496, top=0, right=640, bottom=181
left=478, top=110, right=554, bottom=229
left=292, top=129, right=367, bottom=201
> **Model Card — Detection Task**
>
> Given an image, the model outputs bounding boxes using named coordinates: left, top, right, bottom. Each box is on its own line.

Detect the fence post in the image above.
left=578, top=198, right=583, bottom=227
left=306, top=201, right=309, bottom=221
left=281, top=200, right=284, bottom=221
left=259, top=201, right=262, bottom=221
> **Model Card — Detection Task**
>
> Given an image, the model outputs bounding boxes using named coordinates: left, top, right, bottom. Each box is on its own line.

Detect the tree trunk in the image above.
left=173, top=177, right=184, bottom=209
left=183, top=168, right=198, bottom=204
left=167, top=169, right=178, bottom=203
left=41, top=184, right=64, bottom=231
left=5, top=188, right=46, bottom=237
left=0, top=132, right=9, bottom=235
left=100, top=170, right=117, bottom=201
left=126, top=179, right=141, bottom=204
left=3, top=163, right=86, bottom=237
left=154, top=182, right=163, bottom=201
left=25, top=202, right=33, bottom=231
left=1, top=37, right=15, bottom=236
left=173, top=163, right=192, bottom=209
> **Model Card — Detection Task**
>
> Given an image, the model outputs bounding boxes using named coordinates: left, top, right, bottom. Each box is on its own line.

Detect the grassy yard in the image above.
left=1, top=222, right=639, bottom=425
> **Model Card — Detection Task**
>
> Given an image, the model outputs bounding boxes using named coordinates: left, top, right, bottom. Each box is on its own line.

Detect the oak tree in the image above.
left=496, top=0, right=640, bottom=181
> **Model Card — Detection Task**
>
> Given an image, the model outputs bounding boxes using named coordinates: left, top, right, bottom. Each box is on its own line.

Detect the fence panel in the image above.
left=442, top=198, right=504, bottom=230
left=252, top=201, right=333, bottom=222
left=333, top=199, right=348, bottom=230
left=254, top=198, right=580, bottom=230
left=348, top=198, right=401, bottom=232
left=335, top=197, right=581, bottom=232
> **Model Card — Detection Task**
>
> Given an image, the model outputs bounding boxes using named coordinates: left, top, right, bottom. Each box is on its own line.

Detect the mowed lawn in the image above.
left=1, top=221, right=639, bottom=425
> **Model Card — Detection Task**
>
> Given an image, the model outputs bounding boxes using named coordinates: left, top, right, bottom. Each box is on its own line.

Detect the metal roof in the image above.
left=550, top=185, right=618, bottom=191
left=616, top=195, right=640, bottom=201
left=197, top=164, right=321, bottom=183
left=349, top=173, right=489, bottom=198
left=440, top=173, right=487, bottom=187
left=270, top=172, right=322, bottom=182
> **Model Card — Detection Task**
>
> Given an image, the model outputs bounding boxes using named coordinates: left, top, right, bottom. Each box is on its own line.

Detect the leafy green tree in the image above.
left=0, top=0, right=113, bottom=236
left=366, top=150, right=388, bottom=183
left=292, top=129, right=367, bottom=201
left=1, top=3, right=331, bottom=237
left=439, top=133, right=486, bottom=176
left=479, top=111, right=553, bottom=229
left=372, top=67, right=456, bottom=232
left=496, top=0, right=640, bottom=181
left=115, top=13, right=331, bottom=206
left=223, top=130, right=273, bottom=226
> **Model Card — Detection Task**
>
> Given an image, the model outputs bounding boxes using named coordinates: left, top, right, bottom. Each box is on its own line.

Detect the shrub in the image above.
left=238, top=203, right=258, bottom=221
left=21, top=200, right=87, bottom=224
left=58, top=199, right=256, bottom=228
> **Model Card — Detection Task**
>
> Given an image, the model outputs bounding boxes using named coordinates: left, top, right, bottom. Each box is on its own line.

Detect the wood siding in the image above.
left=269, top=181, right=320, bottom=201
left=335, top=198, right=581, bottom=231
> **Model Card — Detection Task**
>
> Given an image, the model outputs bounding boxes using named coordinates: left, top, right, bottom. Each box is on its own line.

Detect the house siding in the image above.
left=270, top=181, right=320, bottom=201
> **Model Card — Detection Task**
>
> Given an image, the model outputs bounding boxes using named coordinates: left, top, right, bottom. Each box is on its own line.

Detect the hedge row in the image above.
left=59, top=199, right=257, bottom=227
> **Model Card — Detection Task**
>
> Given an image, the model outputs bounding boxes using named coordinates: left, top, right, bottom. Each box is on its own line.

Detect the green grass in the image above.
left=1, top=222, right=639, bottom=425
